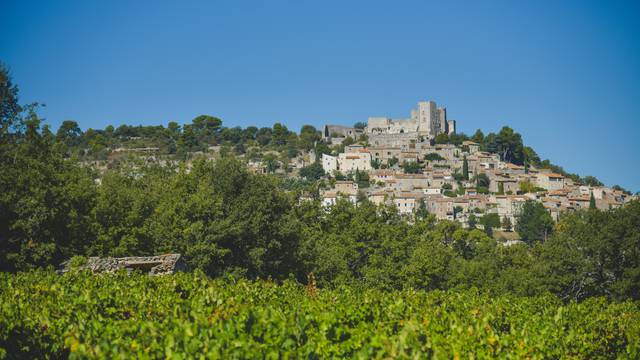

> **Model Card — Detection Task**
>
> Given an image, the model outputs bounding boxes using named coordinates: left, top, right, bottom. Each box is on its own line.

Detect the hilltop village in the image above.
left=69, top=100, right=636, bottom=236
left=304, top=100, right=634, bottom=230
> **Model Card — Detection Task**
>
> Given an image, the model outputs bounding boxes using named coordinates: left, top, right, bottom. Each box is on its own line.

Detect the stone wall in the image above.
left=59, top=254, right=186, bottom=275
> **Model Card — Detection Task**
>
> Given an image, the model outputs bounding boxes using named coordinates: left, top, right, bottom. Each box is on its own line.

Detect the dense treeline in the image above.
left=2, top=118, right=639, bottom=301
left=54, top=114, right=325, bottom=162
left=1, top=64, right=639, bottom=302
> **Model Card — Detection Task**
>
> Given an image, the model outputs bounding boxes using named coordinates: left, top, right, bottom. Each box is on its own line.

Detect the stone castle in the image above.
left=323, top=100, right=456, bottom=144
left=367, top=100, right=455, bottom=137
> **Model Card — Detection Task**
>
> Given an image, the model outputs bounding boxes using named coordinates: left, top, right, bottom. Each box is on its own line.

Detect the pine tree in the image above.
left=589, top=191, right=596, bottom=209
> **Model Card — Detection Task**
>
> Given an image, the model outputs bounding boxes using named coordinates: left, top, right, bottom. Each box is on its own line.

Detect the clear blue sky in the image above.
left=1, top=0, right=639, bottom=191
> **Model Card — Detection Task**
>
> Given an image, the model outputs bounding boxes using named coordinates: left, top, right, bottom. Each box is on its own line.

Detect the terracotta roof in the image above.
left=541, top=173, right=564, bottom=179
left=569, top=196, right=590, bottom=201
left=394, top=193, right=424, bottom=199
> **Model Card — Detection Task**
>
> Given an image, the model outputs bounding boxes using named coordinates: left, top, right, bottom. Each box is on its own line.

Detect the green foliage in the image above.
left=2, top=271, right=639, bottom=359
left=518, top=180, right=545, bottom=194
left=0, top=111, right=98, bottom=271
left=474, top=173, right=490, bottom=189
left=471, top=129, right=484, bottom=144
left=299, top=162, right=325, bottom=180
left=424, top=152, right=445, bottom=161
left=483, top=127, right=525, bottom=165
left=583, top=175, right=604, bottom=187
left=516, top=201, right=554, bottom=245
left=540, top=201, right=640, bottom=301
left=298, top=125, right=320, bottom=151
left=0, top=63, right=22, bottom=136
left=480, top=213, right=501, bottom=236
left=354, top=170, right=370, bottom=188
left=415, top=199, right=429, bottom=220
left=467, top=214, right=477, bottom=229
left=353, top=121, right=366, bottom=129
left=462, top=155, right=469, bottom=180
left=434, top=133, right=449, bottom=144
left=401, top=161, right=421, bottom=174
left=341, top=136, right=355, bottom=147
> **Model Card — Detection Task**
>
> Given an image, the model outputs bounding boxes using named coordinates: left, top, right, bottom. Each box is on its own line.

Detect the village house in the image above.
left=489, top=173, right=519, bottom=194
left=322, top=153, right=338, bottom=174
left=493, top=195, right=528, bottom=225
left=369, top=146, right=402, bottom=165
left=334, top=181, right=358, bottom=196
left=338, top=149, right=372, bottom=172
left=370, top=169, right=396, bottom=184
left=393, top=192, right=425, bottom=215
left=535, top=172, right=565, bottom=191
left=426, top=196, right=455, bottom=220
left=323, top=125, right=362, bottom=140
left=462, top=141, right=480, bottom=154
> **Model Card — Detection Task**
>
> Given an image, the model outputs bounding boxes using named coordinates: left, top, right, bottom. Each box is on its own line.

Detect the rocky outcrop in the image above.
left=60, top=254, right=186, bottom=275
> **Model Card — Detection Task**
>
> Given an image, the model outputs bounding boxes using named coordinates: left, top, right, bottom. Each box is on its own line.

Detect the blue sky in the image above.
left=1, top=0, right=639, bottom=191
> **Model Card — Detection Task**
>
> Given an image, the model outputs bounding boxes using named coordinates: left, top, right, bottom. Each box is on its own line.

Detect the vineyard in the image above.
left=1, top=271, right=639, bottom=359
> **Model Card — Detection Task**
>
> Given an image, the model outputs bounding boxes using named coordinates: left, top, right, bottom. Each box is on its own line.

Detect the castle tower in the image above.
left=438, top=107, right=447, bottom=135
left=417, top=101, right=439, bottom=137
left=447, top=120, right=456, bottom=135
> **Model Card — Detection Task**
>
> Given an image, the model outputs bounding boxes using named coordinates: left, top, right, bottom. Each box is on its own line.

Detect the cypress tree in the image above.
left=462, top=155, right=469, bottom=180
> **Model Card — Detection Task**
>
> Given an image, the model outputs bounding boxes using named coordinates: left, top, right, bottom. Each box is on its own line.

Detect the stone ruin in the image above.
left=59, top=253, right=186, bottom=275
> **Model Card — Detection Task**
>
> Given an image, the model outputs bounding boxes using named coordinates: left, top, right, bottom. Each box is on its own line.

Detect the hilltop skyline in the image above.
left=1, top=0, right=639, bottom=190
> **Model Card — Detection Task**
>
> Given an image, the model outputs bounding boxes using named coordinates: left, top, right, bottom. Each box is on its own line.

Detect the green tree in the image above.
left=415, top=199, right=429, bottom=220
left=434, top=133, right=449, bottom=144
left=0, top=62, right=22, bottom=140
left=402, top=161, right=422, bottom=174
left=462, top=155, right=469, bottom=180
left=467, top=214, right=477, bottom=229
left=299, top=162, right=324, bottom=180
left=56, top=120, right=82, bottom=147
left=480, top=213, right=501, bottom=236
left=485, top=126, right=525, bottom=165
left=262, top=153, right=279, bottom=173
left=474, top=173, right=490, bottom=193
left=515, top=201, right=554, bottom=245
left=589, top=192, right=596, bottom=209
left=353, top=121, right=366, bottom=130
left=583, top=175, right=604, bottom=187
left=341, top=136, right=355, bottom=147
left=272, top=123, right=290, bottom=146
left=298, top=125, right=320, bottom=151
left=355, top=169, right=370, bottom=188
left=0, top=110, right=97, bottom=271
left=192, top=115, right=222, bottom=145
left=471, top=129, right=484, bottom=144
